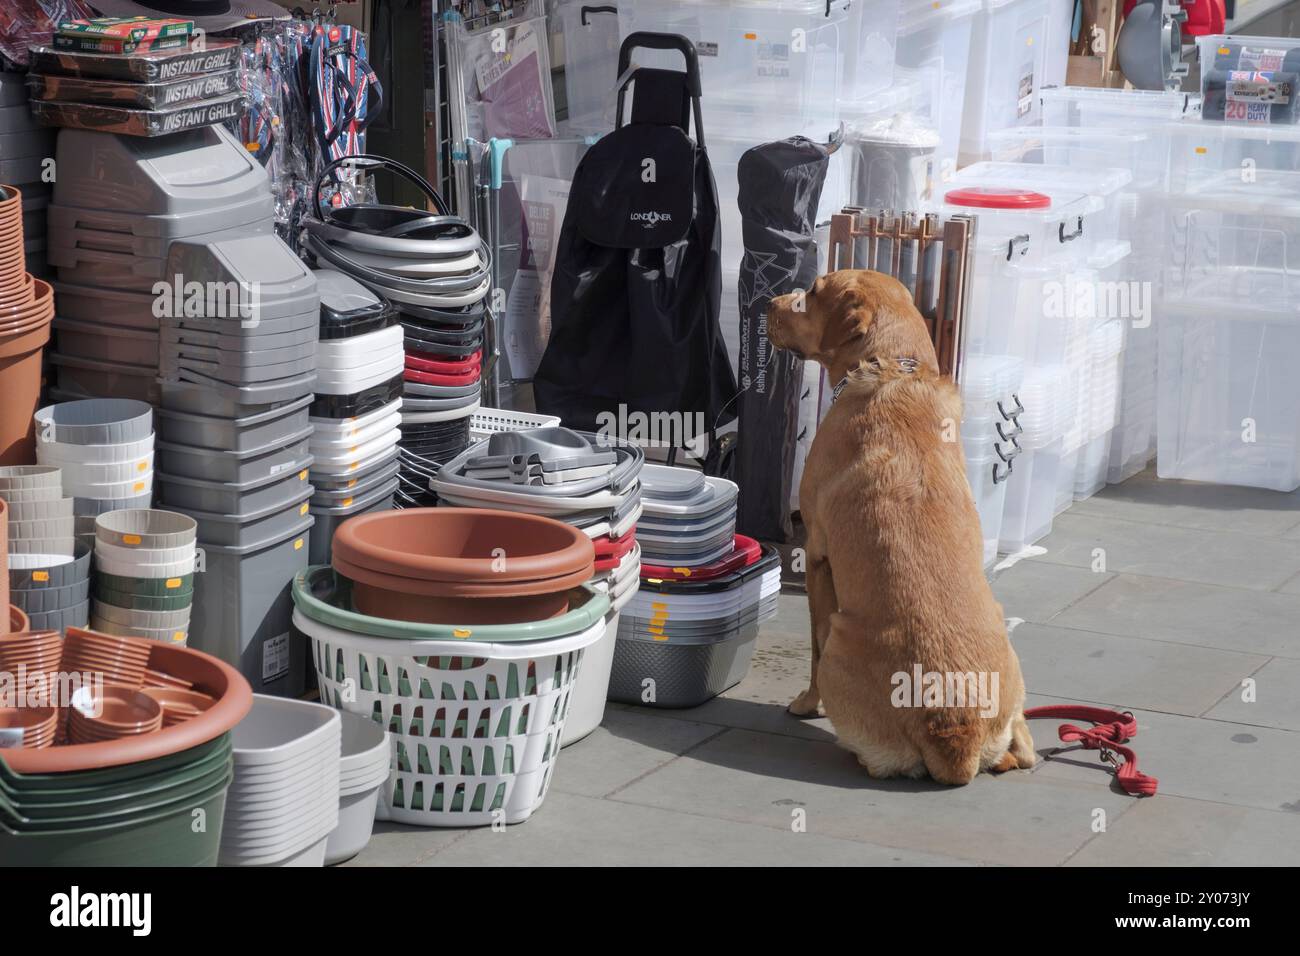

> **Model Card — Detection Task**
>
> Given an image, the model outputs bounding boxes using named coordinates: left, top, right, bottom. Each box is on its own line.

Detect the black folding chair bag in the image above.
left=533, top=32, right=736, bottom=438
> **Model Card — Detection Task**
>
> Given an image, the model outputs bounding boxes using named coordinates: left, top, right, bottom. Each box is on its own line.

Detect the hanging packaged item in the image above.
left=534, top=33, right=736, bottom=443
left=735, top=137, right=832, bottom=543
left=446, top=0, right=557, bottom=142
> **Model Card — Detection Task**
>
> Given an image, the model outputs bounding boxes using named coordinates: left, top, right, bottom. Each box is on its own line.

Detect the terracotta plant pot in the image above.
left=0, top=321, right=52, bottom=466
left=0, top=499, right=7, bottom=632
left=68, top=684, right=164, bottom=744
left=347, top=574, right=574, bottom=624
left=0, top=706, right=57, bottom=749
left=8, top=605, right=27, bottom=634
left=0, top=640, right=253, bottom=774
left=60, top=627, right=151, bottom=689
left=0, top=278, right=50, bottom=321
left=331, top=507, right=595, bottom=584
left=141, top=687, right=215, bottom=727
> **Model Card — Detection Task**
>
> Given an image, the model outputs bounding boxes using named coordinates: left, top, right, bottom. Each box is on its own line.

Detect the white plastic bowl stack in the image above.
left=220, top=695, right=341, bottom=867
left=0, top=465, right=91, bottom=629
left=32, top=399, right=155, bottom=547
left=325, top=710, right=391, bottom=865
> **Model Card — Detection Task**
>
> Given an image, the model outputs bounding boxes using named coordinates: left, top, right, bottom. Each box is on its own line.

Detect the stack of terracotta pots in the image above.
left=330, top=507, right=596, bottom=625
left=0, top=186, right=54, bottom=466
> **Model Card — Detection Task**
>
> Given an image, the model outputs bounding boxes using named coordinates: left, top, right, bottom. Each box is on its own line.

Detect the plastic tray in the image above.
left=309, top=374, right=404, bottom=419
left=155, top=395, right=312, bottom=453
left=158, top=460, right=313, bottom=518
left=156, top=429, right=312, bottom=484
left=182, top=485, right=314, bottom=548
left=160, top=376, right=313, bottom=420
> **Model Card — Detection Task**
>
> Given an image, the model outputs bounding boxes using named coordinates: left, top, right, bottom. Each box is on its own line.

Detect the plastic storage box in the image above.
left=893, top=0, right=979, bottom=177
left=553, top=0, right=621, bottom=134
left=959, top=0, right=1053, bottom=164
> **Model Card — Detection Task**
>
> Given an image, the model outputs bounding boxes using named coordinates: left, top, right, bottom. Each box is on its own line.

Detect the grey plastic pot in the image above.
left=25, top=599, right=90, bottom=631
left=9, top=576, right=90, bottom=613
left=94, top=508, right=196, bottom=550
left=157, top=428, right=312, bottom=484
left=187, top=515, right=314, bottom=697
left=6, top=540, right=91, bottom=589
left=33, top=398, right=153, bottom=446
left=157, top=459, right=313, bottom=517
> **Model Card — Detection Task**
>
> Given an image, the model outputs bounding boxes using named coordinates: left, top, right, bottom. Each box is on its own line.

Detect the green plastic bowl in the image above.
left=292, top=564, right=610, bottom=643
left=0, top=735, right=227, bottom=797
left=93, top=570, right=195, bottom=598
left=93, top=583, right=195, bottom=612
left=0, top=778, right=230, bottom=866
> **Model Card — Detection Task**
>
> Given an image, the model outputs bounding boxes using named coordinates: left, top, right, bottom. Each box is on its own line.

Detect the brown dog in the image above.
left=767, top=270, right=1035, bottom=784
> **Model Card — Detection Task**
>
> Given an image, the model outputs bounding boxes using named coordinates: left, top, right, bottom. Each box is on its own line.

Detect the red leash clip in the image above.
left=1023, top=705, right=1158, bottom=796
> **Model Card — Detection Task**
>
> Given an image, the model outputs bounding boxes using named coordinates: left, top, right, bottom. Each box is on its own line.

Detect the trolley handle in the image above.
left=617, top=31, right=702, bottom=97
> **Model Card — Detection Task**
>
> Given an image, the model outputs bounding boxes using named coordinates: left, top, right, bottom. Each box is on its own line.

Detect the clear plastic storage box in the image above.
left=893, top=0, right=980, bottom=177
left=959, top=0, right=1053, bottom=164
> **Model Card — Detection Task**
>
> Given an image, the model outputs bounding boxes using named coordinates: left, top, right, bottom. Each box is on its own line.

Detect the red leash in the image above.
left=1023, top=705, right=1158, bottom=796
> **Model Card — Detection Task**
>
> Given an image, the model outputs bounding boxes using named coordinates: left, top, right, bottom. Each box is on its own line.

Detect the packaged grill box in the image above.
left=28, top=69, right=239, bottom=111
left=28, top=39, right=240, bottom=84
left=31, top=93, right=244, bottom=137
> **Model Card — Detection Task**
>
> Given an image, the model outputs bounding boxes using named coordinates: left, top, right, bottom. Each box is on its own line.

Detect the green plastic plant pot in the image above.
left=93, top=584, right=194, bottom=612
left=0, top=736, right=229, bottom=802
left=0, top=777, right=231, bottom=866
left=94, top=570, right=194, bottom=598
left=292, top=565, right=610, bottom=643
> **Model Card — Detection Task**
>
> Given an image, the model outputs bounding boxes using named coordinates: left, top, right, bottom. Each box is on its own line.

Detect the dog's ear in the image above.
left=817, top=286, right=872, bottom=357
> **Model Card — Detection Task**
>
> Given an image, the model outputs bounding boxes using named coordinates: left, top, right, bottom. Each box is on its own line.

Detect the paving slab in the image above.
left=413, top=791, right=981, bottom=867
left=1065, top=795, right=1297, bottom=866
left=1051, top=572, right=1300, bottom=659
left=1034, top=513, right=1300, bottom=591
left=1069, top=467, right=1300, bottom=537
left=1203, top=657, right=1300, bottom=732
left=1012, top=622, right=1268, bottom=717
left=608, top=727, right=1135, bottom=866
left=991, top=559, right=1114, bottom=623
left=1029, top=698, right=1300, bottom=814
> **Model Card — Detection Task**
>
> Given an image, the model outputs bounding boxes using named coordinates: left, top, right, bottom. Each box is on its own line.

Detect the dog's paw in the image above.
left=787, top=689, right=824, bottom=719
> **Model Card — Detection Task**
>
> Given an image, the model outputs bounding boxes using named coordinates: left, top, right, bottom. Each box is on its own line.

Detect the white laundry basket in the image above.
left=298, top=610, right=606, bottom=826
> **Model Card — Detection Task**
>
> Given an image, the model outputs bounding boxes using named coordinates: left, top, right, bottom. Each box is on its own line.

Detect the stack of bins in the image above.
left=153, top=236, right=320, bottom=696
left=45, top=127, right=273, bottom=404
left=1037, top=86, right=1200, bottom=484
left=610, top=463, right=780, bottom=708
left=946, top=160, right=1134, bottom=510
left=0, top=73, right=56, bottom=279
left=959, top=355, right=1023, bottom=568
left=937, top=181, right=1104, bottom=553
left=1158, top=114, right=1300, bottom=492
left=1, top=465, right=89, bottom=630
left=307, top=271, right=402, bottom=563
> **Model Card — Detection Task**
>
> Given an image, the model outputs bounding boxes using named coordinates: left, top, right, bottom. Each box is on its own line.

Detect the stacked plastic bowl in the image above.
left=293, top=562, right=609, bottom=827
left=307, top=271, right=402, bottom=563
left=300, top=156, right=489, bottom=507
left=219, top=694, right=340, bottom=867
left=91, top=510, right=197, bottom=645
left=431, top=427, right=644, bottom=743
left=45, top=126, right=274, bottom=404
left=607, top=464, right=780, bottom=708
left=1, top=465, right=90, bottom=630
left=152, top=235, right=320, bottom=696
left=32, top=399, right=155, bottom=550
left=0, top=184, right=54, bottom=467
left=0, top=632, right=251, bottom=866
left=326, top=710, right=391, bottom=865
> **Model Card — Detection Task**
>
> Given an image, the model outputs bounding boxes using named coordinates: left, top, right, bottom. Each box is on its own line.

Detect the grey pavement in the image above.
left=347, top=467, right=1300, bottom=866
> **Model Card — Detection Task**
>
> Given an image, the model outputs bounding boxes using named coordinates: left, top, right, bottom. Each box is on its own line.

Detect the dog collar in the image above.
left=832, top=357, right=920, bottom=401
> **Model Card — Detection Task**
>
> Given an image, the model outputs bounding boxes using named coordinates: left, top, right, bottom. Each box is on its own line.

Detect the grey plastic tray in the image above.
left=160, top=352, right=319, bottom=385
left=47, top=354, right=161, bottom=405
left=155, top=394, right=312, bottom=452
left=639, top=463, right=707, bottom=501
left=53, top=319, right=159, bottom=367
left=158, top=457, right=313, bottom=517
left=25, top=600, right=91, bottom=632
left=182, top=484, right=314, bottom=548
left=437, top=437, right=642, bottom=498
left=34, top=398, right=153, bottom=445
left=309, top=460, right=400, bottom=506
left=8, top=576, right=91, bottom=614
left=309, top=447, right=401, bottom=492
left=398, top=393, right=481, bottom=413
left=402, top=380, right=481, bottom=399
left=159, top=378, right=309, bottom=419
left=158, top=306, right=319, bottom=340
left=50, top=281, right=158, bottom=330
left=188, top=514, right=314, bottom=697
left=306, top=478, right=397, bottom=566
left=160, top=336, right=317, bottom=372
left=156, top=428, right=312, bottom=484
